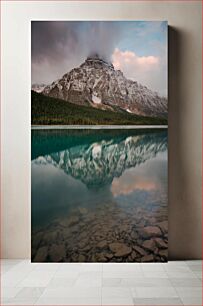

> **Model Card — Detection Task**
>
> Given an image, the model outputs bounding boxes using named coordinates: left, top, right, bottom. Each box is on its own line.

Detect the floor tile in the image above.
left=141, top=263, right=166, bottom=272
left=164, top=265, right=192, bottom=272
left=166, top=261, right=187, bottom=266
left=170, top=277, right=202, bottom=287
left=1, top=259, right=25, bottom=266
left=194, top=271, right=202, bottom=279
left=17, top=271, right=56, bottom=287
left=125, top=277, right=172, bottom=287
left=32, top=263, right=59, bottom=272
left=2, top=287, right=23, bottom=299
left=102, top=297, right=134, bottom=305
left=133, top=297, right=183, bottom=305
left=54, top=271, right=80, bottom=278
left=52, top=264, right=82, bottom=277
left=186, top=260, right=202, bottom=266
left=81, top=263, right=103, bottom=272
left=41, top=287, right=101, bottom=298
left=102, top=287, right=132, bottom=298
left=1, top=299, right=10, bottom=305
left=75, top=276, right=102, bottom=287
left=15, top=287, right=45, bottom=298
left=1, top=265, right=15, bottom=274
left=102, top=278, right=124, bottom=287
left=78, top=271, right=102, bottom=278
left=143, top=271, right=168, bottom=278
left=57, top=264, right=82, bottom=272
left=2, top=263, right=35, bottom=287
left=189, top=264, right=202, bottom=272
left=103, top=264, right=142, bottom=273
left=2, top=297, right=38, bottom=305
left=35, top=297, right=102, bottom=305
left=175, top=287, right=202, bottom=298
left=103, top=271, right=144, bottom=278
left=166, top=271, right=197, bottom=278
left=180, top=296, right=202, bottom=305
left=134, top=286, right=178, bottom=298
left=47, top=277, right=76, bottom=288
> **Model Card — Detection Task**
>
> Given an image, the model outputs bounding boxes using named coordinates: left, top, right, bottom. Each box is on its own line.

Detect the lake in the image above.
left=31, top=128, right=168, bottom=262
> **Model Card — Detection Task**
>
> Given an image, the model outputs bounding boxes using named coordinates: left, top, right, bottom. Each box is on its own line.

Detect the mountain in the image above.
left=32, top=130, right=167, bottom=188
left=42, top=55, right=167, bottom=119
left=32, top=83, right=46, bottom=93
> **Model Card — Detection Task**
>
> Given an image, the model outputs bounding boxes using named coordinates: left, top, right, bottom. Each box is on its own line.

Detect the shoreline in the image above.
left=31, top=125, right=168, bottom=130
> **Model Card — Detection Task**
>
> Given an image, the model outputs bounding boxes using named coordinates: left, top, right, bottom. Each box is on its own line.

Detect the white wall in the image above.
left=1, top=1, right=202, bottom=259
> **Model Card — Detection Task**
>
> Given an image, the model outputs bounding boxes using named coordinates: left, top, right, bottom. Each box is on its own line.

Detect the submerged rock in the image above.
left=140, top=226, right=162, bottom=238
left=131, top=231, right=139, bottom=240
left=78, top=240, right=88, bottom=249
left=154, top=238, right=167, bottom=249
left=131, top=251, right=139, bottom=260
left=71, top=254, right=79, bottom=262
left=142, top=239, right=156, bottom=251
left=43, top=231, right=58, bottom=244
left=33, top=246, right=48, bottom=262
left=133, top=245, right=147, bottom=256
left=141, top=254, right=154, bottom=262
left=96, top=240, right=108, bottom=249
left=32, top=232, right=43, bottom=249
left=67, top=216, right=80, bottom=227
left=159, top=249, right=168, bottom=259
left=105, top=253, right=114, bottom=259
left=157, top=221, right=168, bottom=234
left=78, top=254, right=86, bottom=262
left=59, top=216, right=79, bottom=228
left=95, top=253, right=108, bottom=262
left=49, top=244, right=66, bottom=262
left=109, top=242, right=132, bottom=257
left=78, top=207, right=88, bottom=215
left=81, top=245, right=91, bottom=252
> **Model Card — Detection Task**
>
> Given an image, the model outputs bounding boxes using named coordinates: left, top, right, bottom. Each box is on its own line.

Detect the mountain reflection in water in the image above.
left=31, top=129, right=168, bottom=263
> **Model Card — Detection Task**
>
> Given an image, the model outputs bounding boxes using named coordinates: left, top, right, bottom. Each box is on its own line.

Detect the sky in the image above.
left=31, top=21, right=167, bottom=97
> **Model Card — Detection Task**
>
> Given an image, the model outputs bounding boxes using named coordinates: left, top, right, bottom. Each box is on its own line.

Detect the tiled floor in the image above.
left=1, top=260, right=202, bottom=305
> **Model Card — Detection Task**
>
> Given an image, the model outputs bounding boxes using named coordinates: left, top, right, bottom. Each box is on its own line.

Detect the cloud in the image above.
left=31, top=21, right=121, bottom=84
left=111, top=153, right=167, bottom=197
left=112, top=48, right=159, bottom=70
left=112, top=178, right=157, bottom=197
left=112, top=48, right=167, bottom=96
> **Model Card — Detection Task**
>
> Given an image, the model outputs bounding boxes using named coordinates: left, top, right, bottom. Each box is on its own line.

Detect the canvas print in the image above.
left=31, top=21, right=168, bottom=262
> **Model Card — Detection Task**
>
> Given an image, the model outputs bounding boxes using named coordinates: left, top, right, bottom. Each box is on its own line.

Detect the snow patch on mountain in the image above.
left=92, top=94, right=101, bottom=104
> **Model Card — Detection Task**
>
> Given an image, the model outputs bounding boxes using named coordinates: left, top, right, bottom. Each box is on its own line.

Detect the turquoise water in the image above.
left=31, top=129, right=168, bottom=262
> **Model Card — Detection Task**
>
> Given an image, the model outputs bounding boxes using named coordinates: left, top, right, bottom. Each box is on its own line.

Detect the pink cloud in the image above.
left=112, top=48, right=166, bottom=96
left=112, top=48, right=159, bottom=71
left=111, top=178, right=157, bottom=197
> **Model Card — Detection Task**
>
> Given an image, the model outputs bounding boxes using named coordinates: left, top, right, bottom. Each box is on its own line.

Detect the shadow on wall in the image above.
left=168, top=26, right=202, bottom=260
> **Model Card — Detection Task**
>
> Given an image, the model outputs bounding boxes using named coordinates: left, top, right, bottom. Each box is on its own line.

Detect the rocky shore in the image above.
left=32, top=194, right=168, bottom=263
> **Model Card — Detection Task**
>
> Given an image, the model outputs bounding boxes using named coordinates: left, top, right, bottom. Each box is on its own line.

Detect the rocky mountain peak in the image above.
left=83, top=54, right=114, bottom=70
left=41, top=57, right=167, bottom=118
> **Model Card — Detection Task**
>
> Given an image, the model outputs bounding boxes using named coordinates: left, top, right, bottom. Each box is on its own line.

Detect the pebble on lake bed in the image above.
left=109, top=242, right=132, bottom=257
left=49, top=244, right=66, bottom=262
left=33, top=246, right=48, bottom=262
